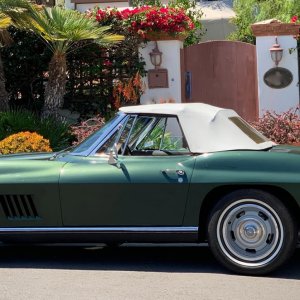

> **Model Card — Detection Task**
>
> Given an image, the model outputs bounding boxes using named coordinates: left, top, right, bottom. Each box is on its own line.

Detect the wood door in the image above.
left=181, top=41, right=258, bottom=121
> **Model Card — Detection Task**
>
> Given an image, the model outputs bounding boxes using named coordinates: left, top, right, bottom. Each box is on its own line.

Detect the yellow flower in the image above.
left=0, top=132, right=52, bottom=154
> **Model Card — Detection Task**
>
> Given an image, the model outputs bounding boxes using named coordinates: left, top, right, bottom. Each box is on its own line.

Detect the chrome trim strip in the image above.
left=0, top=226, right=198, bottom=233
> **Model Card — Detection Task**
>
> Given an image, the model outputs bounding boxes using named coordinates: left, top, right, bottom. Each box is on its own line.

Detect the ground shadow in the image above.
left=0, top=244, right=299, bottom=279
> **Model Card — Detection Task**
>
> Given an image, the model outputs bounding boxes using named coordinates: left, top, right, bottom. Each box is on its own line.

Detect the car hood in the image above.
left=0, top=152, right=55, bottom=161
left=0, top=152, right=66, bottom=183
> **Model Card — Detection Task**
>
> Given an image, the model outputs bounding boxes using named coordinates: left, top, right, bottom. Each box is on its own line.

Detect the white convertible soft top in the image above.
left=120, top=103, right=274, bottom=153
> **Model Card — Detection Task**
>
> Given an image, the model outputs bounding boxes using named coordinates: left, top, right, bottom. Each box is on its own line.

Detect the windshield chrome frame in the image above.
left=71, top=112, right=128, bottom=157
left=70, top=112, right=192, bottom=157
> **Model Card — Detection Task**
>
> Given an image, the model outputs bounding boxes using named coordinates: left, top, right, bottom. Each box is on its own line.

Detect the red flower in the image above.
left=291, top=15, right=298, bottom=23
left=103, top=59, right=112, bottom=67
left=95, top=9, right=107, bottom=22
left=92, top=5, right=195, bottom=37
left=121, top=9, right=132, bottom=19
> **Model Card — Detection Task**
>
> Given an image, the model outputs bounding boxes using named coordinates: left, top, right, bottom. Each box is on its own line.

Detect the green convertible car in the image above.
left=0, top=103, right=299, bottom=275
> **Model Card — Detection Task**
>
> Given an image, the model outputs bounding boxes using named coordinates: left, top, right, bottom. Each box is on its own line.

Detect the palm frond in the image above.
left=0, top=0, right=32, bottom=19
left=2, top=4, right=124, bottom=53
left=37, top=7, right=124, bottom=44
left=0, top=0, right=36, bottom=31
left=0, top=13, right=11, bottom=29
left=94, top=34, right=125, bottom=46
left=0, top=13, right=12, bottom=45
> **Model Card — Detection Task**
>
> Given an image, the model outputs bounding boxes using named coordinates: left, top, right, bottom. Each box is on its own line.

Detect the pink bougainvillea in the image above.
left=92, top=6, right=194, bottom=39
left=71, top=116, right=105, bottom=145
left=123, top=6, right=194, bottom=37
left=251, top=109, right=300, bottom=145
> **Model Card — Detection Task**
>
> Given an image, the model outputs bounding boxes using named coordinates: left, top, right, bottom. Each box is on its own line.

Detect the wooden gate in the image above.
left=181, top=41, right=258, bottom=121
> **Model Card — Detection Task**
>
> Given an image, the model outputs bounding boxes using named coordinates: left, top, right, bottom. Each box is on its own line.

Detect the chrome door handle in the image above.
left=161, top=169, right=185, bottom=176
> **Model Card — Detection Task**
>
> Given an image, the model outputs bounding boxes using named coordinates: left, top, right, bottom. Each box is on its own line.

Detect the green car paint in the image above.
left=0, top=153, right=65, bottom=227
left=184, top=146, right=300, bottom=226
left=0, top=145, right=299, bottom=231
left=59, top=155, right=196, bottom=226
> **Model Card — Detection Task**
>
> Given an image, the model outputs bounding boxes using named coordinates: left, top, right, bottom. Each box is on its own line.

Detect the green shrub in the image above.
left=229, top=0, right=300, bottom=43
left=1, top=27, right=51, bottom=108
left=37, top=117, right=75, bottom=151
left=0, top=110, right=74, bottom=151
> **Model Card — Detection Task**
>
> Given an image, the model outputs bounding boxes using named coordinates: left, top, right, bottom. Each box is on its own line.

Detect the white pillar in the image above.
left=252, top=20, right=300, bottom=116
left=139, top=40, right=183, bottom=104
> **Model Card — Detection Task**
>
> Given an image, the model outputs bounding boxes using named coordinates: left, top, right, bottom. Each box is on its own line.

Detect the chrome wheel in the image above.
left=208, top=190, right=297, bottom=274
left=217, top=199, right=283, bottom=267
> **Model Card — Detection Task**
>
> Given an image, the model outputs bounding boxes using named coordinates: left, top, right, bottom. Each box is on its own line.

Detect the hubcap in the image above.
left=240, top=221, right=262, bottom=242
left=244, top=224, right=257, bottom=238
left=216, top=199, right=284, bottom=267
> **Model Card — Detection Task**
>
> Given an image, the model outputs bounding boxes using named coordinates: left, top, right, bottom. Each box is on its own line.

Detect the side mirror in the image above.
left=108, top=144, right=120, bottom=168
left=108, top=149, right=117, bottom=165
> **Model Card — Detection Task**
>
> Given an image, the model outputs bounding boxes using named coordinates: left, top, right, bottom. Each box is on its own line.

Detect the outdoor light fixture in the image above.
left=149, top=41, right=163, bottom=69
left=148, top=41, right=168, bottom=89
left=269, top=37, right=283, bottom=67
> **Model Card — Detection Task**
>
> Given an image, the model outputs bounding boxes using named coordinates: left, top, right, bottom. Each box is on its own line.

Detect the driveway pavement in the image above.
left=0, top=244, right=299, bottom=299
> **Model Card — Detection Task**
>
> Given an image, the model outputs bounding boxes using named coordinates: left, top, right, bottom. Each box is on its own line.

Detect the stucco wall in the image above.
left=252, top=21, right=300, bottom=116
left=65, top=0, right=75, bottom=10
left=65, top=0, right=168, bottom=12
left=65, top=1, right=130, bottom=12
left=255, top=36, right=299, bottom=116
left=139, top=40, right=183, bottom=104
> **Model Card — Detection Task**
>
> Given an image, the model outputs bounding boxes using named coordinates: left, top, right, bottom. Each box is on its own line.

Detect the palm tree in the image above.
left=2, top=1, right=123, bottom=118
left=0, top=13, right=12, bottom=111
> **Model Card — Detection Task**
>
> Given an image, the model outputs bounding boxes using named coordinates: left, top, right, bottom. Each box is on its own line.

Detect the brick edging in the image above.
left=251, top=22, right=300, bottom=36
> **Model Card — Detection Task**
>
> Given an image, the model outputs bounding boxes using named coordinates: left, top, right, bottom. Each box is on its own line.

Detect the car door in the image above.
left=59, top=114, right=196, bottom=226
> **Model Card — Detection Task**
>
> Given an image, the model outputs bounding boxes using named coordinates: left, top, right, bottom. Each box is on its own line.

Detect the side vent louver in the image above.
left=0, top=195, right=39, bottom=220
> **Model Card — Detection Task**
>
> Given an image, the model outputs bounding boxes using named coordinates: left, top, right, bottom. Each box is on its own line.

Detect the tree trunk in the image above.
left=42, top=52, right=67, bottom=119
left=0, top=53, right=9, bottom=111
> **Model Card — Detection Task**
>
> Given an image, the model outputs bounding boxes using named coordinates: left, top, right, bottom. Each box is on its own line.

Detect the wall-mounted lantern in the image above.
left=149, top=41, right=163, bottom=69
left=265, top=37, right=292, bottom=89
left=269, top=37, right=283, bottom=67
left=148, top=41, right=168, bottom=89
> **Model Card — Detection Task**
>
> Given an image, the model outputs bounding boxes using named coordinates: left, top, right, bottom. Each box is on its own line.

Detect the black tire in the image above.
left=207, top=189, right=298, bottom=275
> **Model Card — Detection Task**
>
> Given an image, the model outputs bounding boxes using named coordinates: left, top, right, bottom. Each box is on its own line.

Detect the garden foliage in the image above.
left=1, top=1, right=123, bottom=118
left=168, top=0, right=204, bottom=46
left=132, top=0, right=204, bottom=45
left=120, top=6, right=195, bottom=38
left=1, top=27, right=51, bottom=110
left=66, top=43, right=145, bottom=117
left=93, top=0, right=203, bottom=46
left=0, top=11, right=12, bottom=111
left=113, top=71, right=145, bottom=109
left=71, top=115, right=105, bottom=145
left=0, top=1, right=202, bottom=119
left=251, top=109, right=300, bottom=145
left=0, top=110, right=74, bottom=150
left=0, top=131, right=52, bottom=154
left=230, top=0, right=300, bottom=43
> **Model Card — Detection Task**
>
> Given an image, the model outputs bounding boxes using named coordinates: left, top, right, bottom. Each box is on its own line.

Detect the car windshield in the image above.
left=70, top=113, right=125, bottom=155
left=95, top=114, right=190, bottom=156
